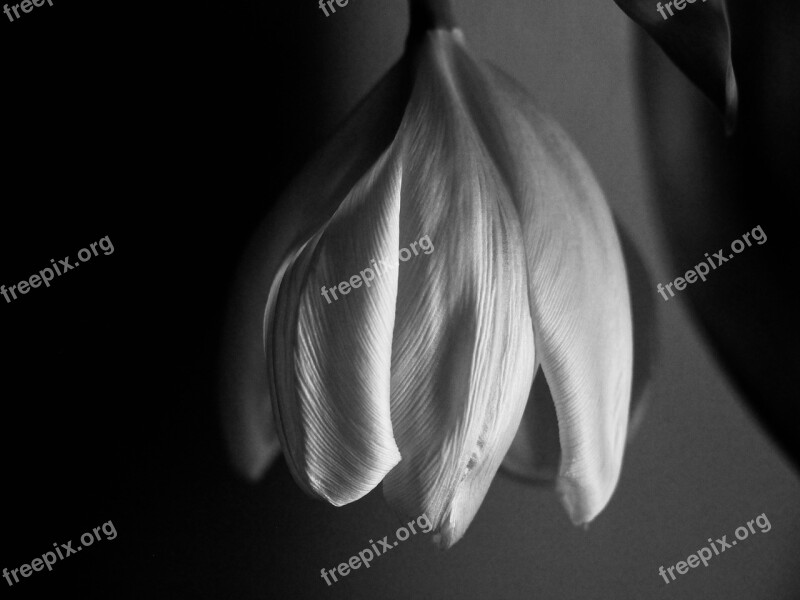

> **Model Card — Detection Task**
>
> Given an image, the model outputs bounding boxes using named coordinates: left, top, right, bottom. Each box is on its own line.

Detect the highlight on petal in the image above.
left=380, top=30, right=536, bottom=549
left=502, top=223, right=656, bottom=482
left=220, top=58, right=413, bottom=483
left=613, top=0, right=737, bottom=130
left=489, top=74, right=633, bottom=525
left=266, top=148, right=404, bottom=506
left=434, top=33, right=633, bottom=525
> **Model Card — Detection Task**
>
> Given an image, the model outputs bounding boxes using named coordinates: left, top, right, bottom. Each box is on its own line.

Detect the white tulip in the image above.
left=223, top=6, right=633, bottom=549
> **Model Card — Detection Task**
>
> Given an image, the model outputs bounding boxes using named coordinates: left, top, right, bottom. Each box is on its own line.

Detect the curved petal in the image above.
left=438, top=37, right=633, bottom=525
left=220, top=58, right=413, bottom=482
left=266, top=147, right=404, bottom=506
left=490, top=70, right=633, bottom=525
left=502, top=222, right=655, bottom=481
left=381, top=30, right=536, bottom=549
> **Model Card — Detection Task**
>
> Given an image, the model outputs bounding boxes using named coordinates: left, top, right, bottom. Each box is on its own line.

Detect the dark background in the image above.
left=1, top=1, right=798, bottom=599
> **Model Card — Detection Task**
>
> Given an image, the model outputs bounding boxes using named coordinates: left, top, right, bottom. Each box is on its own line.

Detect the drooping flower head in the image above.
left=223, top=1, right=644, bottom=548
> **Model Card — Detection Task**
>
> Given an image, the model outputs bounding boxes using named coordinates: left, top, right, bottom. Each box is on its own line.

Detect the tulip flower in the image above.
left=223, top=0, right=643, bottom=548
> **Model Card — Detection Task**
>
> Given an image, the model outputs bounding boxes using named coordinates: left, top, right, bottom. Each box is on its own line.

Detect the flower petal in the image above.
left=438, top=37, right=633, bottom=524
left=502, top=223, right=655, bottom=481
left=221, top=59, right=412, bottom=482
left=381, top=30, right=536, bottom=549
left=266, top=147, right=405, bottom=506
left=486, top=68, right=634, bottom=525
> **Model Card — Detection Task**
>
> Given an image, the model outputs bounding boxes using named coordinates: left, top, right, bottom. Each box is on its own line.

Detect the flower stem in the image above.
left=408, top=0, right=457, bottom=36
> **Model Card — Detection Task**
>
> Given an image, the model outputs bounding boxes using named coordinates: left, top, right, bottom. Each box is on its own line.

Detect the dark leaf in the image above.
left=636, top=0, right=800, bottom=470
left=614, top=0, right=737, bottom=130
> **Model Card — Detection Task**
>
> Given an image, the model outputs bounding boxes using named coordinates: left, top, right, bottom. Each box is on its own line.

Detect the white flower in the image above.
left=223, top=20, right=633, bottom=549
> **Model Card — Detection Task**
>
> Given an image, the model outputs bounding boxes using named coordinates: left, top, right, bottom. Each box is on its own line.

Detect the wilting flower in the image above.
left=223, top=6, right=640, bottom=549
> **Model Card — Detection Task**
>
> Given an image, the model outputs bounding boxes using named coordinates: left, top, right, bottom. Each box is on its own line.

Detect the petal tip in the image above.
left=556, top=472, right=611, bottom=526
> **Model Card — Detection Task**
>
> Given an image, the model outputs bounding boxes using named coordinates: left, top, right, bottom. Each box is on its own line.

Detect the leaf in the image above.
left=614, top=0, right=737, bottom=130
